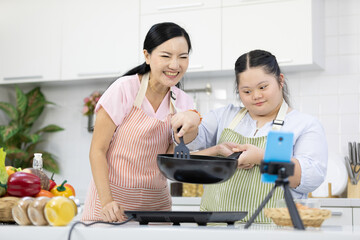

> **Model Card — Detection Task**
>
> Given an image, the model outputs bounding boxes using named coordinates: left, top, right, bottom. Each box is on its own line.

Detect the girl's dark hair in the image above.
left=234, top=49, right=290, bottom=105
left=122, top=22, right=191, bottom=88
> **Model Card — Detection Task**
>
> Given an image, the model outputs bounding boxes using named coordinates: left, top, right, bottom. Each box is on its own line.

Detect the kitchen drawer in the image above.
left=322, top=207, right=353, bottom=226
left=172, top=205, right=200, bottom=211
left=140, top=0, right=221, bottom=15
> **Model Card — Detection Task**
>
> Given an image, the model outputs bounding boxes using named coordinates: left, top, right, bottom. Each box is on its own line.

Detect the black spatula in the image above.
left=174, top=128, right=190, bottom=159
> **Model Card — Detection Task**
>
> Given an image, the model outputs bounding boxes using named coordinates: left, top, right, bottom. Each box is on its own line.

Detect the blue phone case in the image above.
left=261, top=131, right=294, bottom=183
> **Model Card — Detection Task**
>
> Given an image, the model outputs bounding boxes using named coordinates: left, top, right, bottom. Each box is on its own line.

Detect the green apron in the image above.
left=200, top=101, right=288, bottom=223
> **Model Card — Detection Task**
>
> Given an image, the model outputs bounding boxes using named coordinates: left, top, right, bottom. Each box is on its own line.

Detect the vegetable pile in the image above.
left=0, top=147, right=76, bottom=199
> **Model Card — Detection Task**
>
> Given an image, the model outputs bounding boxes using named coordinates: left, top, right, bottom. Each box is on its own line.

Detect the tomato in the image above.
left=35, top=189, right=54, bottom=198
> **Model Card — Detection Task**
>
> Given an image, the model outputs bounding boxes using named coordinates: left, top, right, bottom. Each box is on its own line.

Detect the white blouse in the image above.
left=187, top=104, right=328, bottom=199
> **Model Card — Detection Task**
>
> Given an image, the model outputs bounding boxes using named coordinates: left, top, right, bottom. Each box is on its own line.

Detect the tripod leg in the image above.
left=283, top=184, right=305, bottom=230
left=244, top=184, right=277, bottom=229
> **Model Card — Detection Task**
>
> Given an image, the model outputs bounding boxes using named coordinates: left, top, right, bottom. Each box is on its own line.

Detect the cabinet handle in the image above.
left=157, top=2, right=204, bottom=11
left=331, top=211, right=343, bottom=216
left=77, top=72, right=120, bottom=77
left=3, top=75, right=43, bottom=81
left=188, top=65, right=204, bottom=70
left=277, top=59, right=293, bottom=64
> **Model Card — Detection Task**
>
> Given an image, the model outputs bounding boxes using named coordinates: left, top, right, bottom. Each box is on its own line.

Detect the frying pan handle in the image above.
left=177, top=127, right=182, bottom=133
left=228, top=151, right=242, bottom=159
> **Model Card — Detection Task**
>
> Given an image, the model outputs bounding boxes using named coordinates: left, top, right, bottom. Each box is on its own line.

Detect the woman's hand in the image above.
left=232, top=144, right=265, bottom=169
left=171, top=110, right=200, bottom=138
left=100, top=201, right=125, bottom=222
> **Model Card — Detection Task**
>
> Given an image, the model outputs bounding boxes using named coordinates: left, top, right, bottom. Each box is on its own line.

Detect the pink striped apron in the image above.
left=82, top=73, right=174, bottom=221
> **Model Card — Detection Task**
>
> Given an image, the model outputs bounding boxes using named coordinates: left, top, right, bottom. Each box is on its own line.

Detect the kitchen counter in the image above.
left=172, top=197, right=360, bottom=208
left=1, top=221, right=360, bottom=240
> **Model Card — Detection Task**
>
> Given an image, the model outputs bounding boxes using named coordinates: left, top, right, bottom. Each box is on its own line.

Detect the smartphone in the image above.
left=261, top=131, right=294, bottom=183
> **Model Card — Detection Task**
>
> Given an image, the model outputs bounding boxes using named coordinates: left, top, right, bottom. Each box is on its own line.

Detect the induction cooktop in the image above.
left=124, top=211, right=247, bottom=226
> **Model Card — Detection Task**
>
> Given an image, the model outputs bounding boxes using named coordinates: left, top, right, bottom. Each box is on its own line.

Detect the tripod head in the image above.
left=260, top=161, right=294, bottom=179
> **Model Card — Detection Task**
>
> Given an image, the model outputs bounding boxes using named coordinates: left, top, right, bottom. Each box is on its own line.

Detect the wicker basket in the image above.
left=264, top=207, right=331, bottom=227
left=0, top=197, right=19, bottom=222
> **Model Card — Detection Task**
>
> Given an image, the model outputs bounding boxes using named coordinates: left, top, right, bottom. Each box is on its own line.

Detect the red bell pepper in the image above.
left=49, top=172, right=57, bottom=191
left=7, top=171, right=41, bottom=197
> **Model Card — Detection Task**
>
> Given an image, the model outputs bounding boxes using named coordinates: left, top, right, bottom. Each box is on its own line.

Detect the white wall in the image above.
left=1, top=0, right=359, bottom=202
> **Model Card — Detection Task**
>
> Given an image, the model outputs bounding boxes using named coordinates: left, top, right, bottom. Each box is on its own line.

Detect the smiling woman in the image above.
left=81, top=22, right=202, bottom=223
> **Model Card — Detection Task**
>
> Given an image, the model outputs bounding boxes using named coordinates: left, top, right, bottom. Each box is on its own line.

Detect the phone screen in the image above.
left=262, top=131, right=294, bottom=183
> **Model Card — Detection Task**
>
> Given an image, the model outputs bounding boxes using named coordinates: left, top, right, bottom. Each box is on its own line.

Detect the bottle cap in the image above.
left=34, top=153, right=42, bottom=158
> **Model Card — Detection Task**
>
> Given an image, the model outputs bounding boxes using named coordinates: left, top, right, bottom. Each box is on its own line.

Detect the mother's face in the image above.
left=144, top=36, right=189, bottom=88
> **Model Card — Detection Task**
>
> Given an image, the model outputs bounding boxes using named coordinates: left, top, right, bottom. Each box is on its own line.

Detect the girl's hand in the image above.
left=193, top=142, right=238, bottom=157
left=171, top=110, right=201, bottom=138
left=217, top=142, right=239, bottom=157
left=100, top=201, right=125, bottom=222
left=232, top=144, right=265, bottom=169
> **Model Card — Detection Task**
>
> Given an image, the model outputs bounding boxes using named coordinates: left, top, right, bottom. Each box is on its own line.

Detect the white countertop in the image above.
left=172, top=197, right=360, bottom=207
left=1, top=222, right=360, bottom=240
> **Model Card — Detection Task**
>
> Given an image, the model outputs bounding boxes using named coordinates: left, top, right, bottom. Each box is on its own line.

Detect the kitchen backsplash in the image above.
left=0, top=0, right=359, bottom=202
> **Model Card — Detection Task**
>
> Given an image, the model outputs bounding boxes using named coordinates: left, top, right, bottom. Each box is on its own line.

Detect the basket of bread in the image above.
left=264, top=201, right=332, bottom=228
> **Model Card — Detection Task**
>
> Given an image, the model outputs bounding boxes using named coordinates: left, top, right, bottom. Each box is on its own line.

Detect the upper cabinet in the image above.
left=61, top=0, right=139, bottom=81
left=0, top=0, right=62, bottom=84
left=140, top=0, right=222, bottom=72
left=0, top=0, right=139, bottom=84
left=0, top=0, right=324, bottom=85
left=222, top=0, right=324, bottom=71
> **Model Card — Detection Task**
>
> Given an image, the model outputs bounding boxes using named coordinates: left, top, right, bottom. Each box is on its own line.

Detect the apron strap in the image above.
left=228, top=100, right=288, bottom=131
left=169, top=88, right=180, bottom=114
left=271, top=100, right=288, bottom=131
left=228, top=107, right=248, bottom=130
left=134, top=73, right=149, bottom=108
left=134, top=72, right=177, bottom=114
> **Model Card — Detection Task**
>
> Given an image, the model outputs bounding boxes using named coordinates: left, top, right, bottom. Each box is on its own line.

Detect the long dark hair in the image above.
left=234, top=49, right=290, bottom=105
left=122, top=22, right=191, bottom=88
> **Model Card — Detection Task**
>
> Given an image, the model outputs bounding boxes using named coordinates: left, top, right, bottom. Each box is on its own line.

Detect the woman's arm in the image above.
left=90, top=107, right=124, bottom=222
left=171, top=110, right=200, bottom=144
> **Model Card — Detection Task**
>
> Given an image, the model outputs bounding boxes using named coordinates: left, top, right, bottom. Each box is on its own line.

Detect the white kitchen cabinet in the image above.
left=222, top=0, right=324, bottom=72
left=353, top=208, right=360, bottom=225
left=140, top=0, right=222, bottom=72
left=61, top=0, right=140, bottom=80
left=0, top=0, right=62, bottom=84
left=172, top=197, right=201, bottom=211
left=320, top=207, right=353, bottom=226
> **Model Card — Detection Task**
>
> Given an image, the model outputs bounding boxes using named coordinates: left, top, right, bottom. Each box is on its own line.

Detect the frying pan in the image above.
left=157, top=152, right=241, bottom=184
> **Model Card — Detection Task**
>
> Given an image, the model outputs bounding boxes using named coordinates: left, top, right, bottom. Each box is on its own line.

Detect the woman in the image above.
left=81, top=22, right=199, bottom=222
left=171, top=49, right=328, bottom=223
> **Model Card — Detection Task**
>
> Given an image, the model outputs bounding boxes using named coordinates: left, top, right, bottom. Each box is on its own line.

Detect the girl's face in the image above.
left=237, top=67, right=284, bottom=118
left=144, top=36, right=189, bottom=88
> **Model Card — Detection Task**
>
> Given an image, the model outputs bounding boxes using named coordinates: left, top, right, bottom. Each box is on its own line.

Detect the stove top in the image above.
left=124, top=211, right=247, bottom=226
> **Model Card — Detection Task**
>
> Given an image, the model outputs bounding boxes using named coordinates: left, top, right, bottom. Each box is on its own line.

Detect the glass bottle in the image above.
left=33, top=153, right=43, bottom=171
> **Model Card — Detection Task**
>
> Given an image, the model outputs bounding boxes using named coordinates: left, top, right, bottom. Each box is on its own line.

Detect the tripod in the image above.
left=244, top=161, right=305, bottom=230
